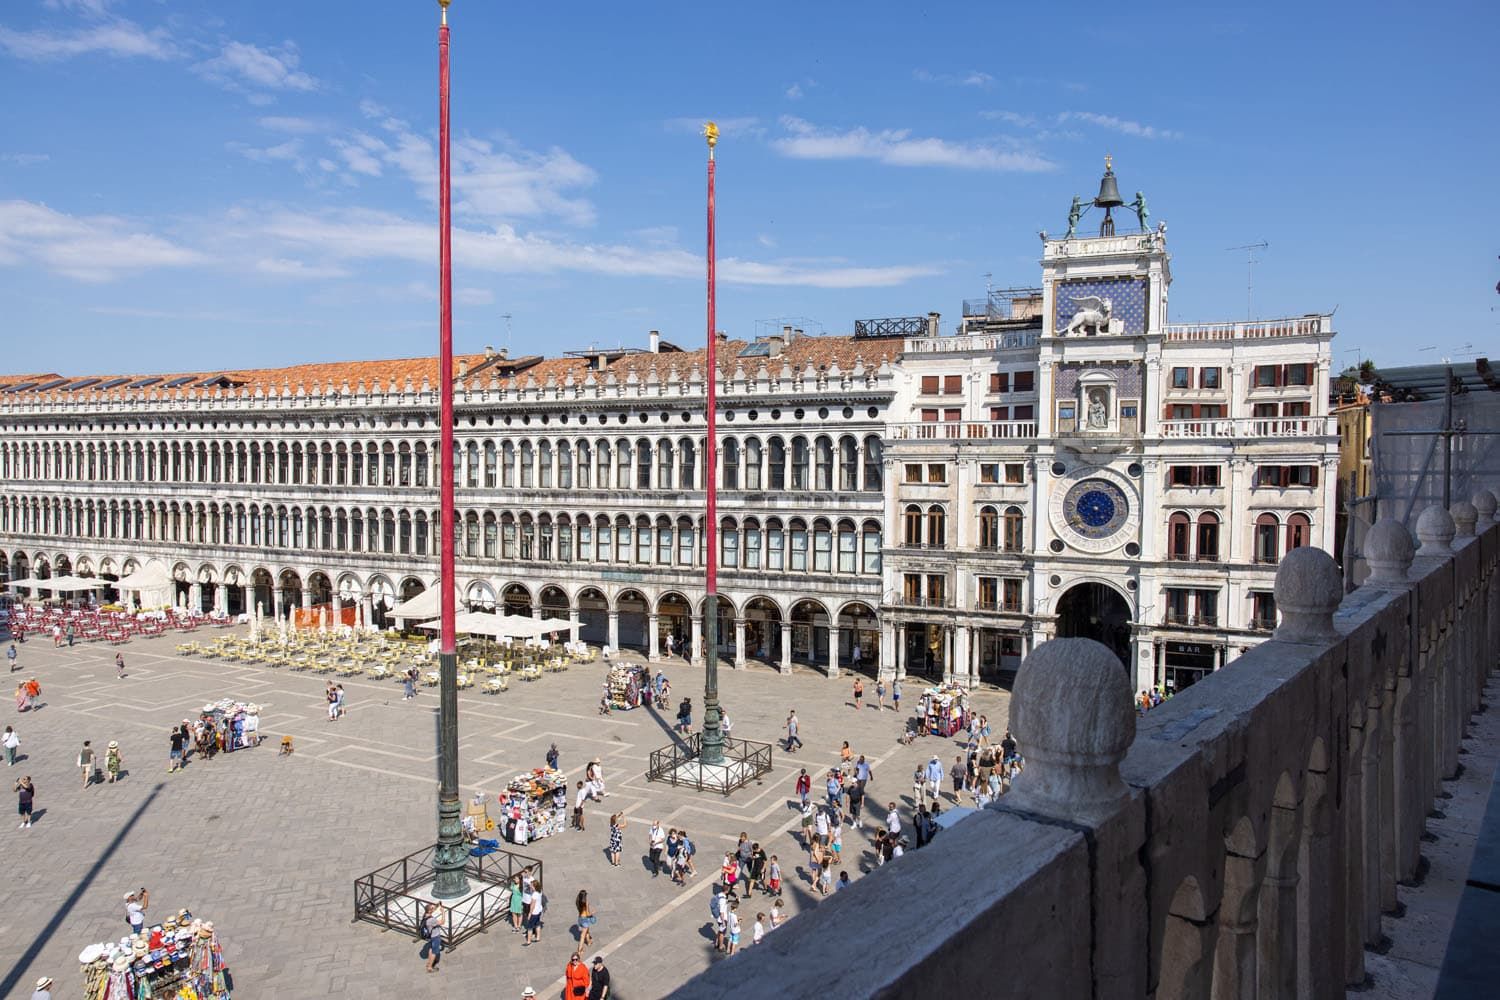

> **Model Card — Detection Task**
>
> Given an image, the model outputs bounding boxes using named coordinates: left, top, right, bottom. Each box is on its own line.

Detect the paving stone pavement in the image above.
left=0, top=630, right=1008, bottom=1000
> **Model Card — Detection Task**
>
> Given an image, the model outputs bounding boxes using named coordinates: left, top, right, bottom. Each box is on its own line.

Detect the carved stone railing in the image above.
left=1163, top=315, right=1332, bottom=342
left=1159, top=416, right=1337, bottom=440
left=673, top=495, right=1500, bottom=999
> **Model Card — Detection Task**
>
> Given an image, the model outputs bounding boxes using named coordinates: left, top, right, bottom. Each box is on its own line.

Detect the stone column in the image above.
left=360, top=594, right=373, bottom=633
left=826, top=625, right=840, bottom=679
left=955, top=626, right=972, bottom=689
left=895, top=624, right=906, bottom=680
left=733, top=617, right=746, bottom=669
left=779, top=622, right=792, bottom=675
left=607, top=611, right=619, bottom=652
left=189, top=583, right=202, bottom=614
left=648, top=613, right=660, bottom=661
left=241, top=584, right=253, bottom=619
left=879, top=618, right=896, bottom=681
left=690, top=614, right=703, bottom=664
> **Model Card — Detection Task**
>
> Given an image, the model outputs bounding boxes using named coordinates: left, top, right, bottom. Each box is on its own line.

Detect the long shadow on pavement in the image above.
left=0, top=782, right=165, bottom=999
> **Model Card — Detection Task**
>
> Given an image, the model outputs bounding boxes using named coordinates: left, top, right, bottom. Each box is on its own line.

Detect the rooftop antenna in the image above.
left=1226, top=242, right=1268, bottom=320
left=500, top=313, right=512, bottom=353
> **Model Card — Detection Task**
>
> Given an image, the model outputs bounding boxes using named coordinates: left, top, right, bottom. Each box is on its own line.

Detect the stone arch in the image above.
left=276, top=568, right=303, bottom=616
left=538, top=585, right=569, bottom=620
left=1297, top=737, right=1336, bottom=998
left=501, top=582, right=532, bottom=616
left=836, top=600, right=880, bottom=675
left=466, top=579, right=497, bottom=610
left=250, top=567, right=275, bottom=616
left=1157, top=875, right=1215, bottom=1000
left=614, top=588, right=649, bottom=650
left=658, top=592, right=691, bottom=656
left=789, top=597, right=831, bottom=671
left=574, top=586, right=608, bottom=645
left=1213, top=815, right=1266, bottom=1000
left=698, top=594, right=735, bottom=663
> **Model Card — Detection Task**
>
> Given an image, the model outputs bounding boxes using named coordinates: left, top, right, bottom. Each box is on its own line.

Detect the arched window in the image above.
left=815, top=436, right=833, bottom=491
left=679, top=438, right=696, bottom=489
left=1286, top=513, right=1311, bottom=553
left=926, top=505, right=946, bottom=549
left=539, top=440, right=553, bottom=488
left=615, top=515, right=631, bottom=562
left=862, top=520, right=882, bottom=574
left=863, top=435, right=882, bottom=491
left=677, top=516, right=695, bottom=565
left=722, top=438, right=740, bottom=490
left=768, top=437, right=786, bottom=490
left=616, top=440, right=632, bottom=489
left=721, top=516, right=740, bottom=568
left=415, top=511, right=429, bottom=555
left=636, top=440, right=653, bottom=490
left=398, top=510, right=411, bottom=554
left=520, top=441, right=535, bottom=488
left=1196, top=512, right=1221, bottom=561
left=482, top=512, right=497, bottom=558
left=1167, top=512, right=1192, bottom=560
left=657, top=439, right=674, bottom=489
left=812, top=517, right=833, bottom=571
left=558, top=441, right=573, bottom=490
left=501, top=514, right=517, bottom=559
left=839, top=437, right=858, bottom=491
left=464, top=512, right=479, bottom=557
left=539, top=514, right=554, bottom=560
left=595, top=515, right=610, bottom=562
left=656, top=516, right=673, bottom=564
left=766, top=517, right=785, bottom=569
left=837, top=519, right=857, bottom=573
left=742, top=517, right=761, bottom=568
left=788, top=518, right=808, bottom=571
left=465, top=442, right=479, bottom=488
left=573, top=441, right=588, bottom=490
left=904, top=504, right=923, bottom=546
left=557, top=514, right=573, bottom=562
left=483, top=442, right=496, bottom=488
left=1254, top=513, right=1280, bottom=563
left=502, top=442, right=516, bottom=487
left=744, top=437, right=763, bottom=490
left=520, top=515, right=536, bottom=560
left=791, top=437, right=810, bottom=490
left=634, top=515, right=650, bottom=563
left=1003, top=506, right=1024, bottom=552
left=979, top=506, right=1000, bottom=549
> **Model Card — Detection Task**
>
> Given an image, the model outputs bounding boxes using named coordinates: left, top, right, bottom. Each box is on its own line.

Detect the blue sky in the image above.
left=0, top=0, right=1495, bottom=375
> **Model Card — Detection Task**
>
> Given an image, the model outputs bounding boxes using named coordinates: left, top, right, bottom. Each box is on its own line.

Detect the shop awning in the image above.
left=117, top=563, right=171, bottom=591
left=388, top=587, right=463, bottom=620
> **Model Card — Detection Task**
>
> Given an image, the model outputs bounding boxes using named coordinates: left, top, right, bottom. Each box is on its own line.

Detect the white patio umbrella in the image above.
left=42, top=575, right=109, bottom=592
left=388, top=587, right=464, bottom=621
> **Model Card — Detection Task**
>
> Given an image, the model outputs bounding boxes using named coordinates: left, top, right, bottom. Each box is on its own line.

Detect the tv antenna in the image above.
left=1225, top=241, right=1268, bottom=320
left=501, top=313, right=513, bottom=353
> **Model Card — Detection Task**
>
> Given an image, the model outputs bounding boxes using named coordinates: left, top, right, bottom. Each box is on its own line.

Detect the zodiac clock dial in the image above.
left=1062, top=478, right=1129, bottom=541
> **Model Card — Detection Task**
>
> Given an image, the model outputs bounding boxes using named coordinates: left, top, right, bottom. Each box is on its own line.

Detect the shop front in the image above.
left=1161, top=639, right=1217, bottom=693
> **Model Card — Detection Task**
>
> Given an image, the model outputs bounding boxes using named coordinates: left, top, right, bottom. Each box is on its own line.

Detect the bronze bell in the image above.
left=1094, top=162, right=1124, bottom=209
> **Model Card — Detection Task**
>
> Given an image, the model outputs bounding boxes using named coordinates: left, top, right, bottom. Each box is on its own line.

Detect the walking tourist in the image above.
left=892, top=679, right=902, bottom=713
left=912, top=764, right=925, bottom=807
left=924, top=755, right=945, bottom=802
left=794, top=767, right=811, bottom=808
left=565, top=954, right=590, bottom=998
left=546, top=743, right=560, bottom=770
left=847, top=777, right=865, bottom=828
left=875, top=678, right=885, bottom=710
left=125, top=890, right=146, bottom=933
left=587, top=956, right=611, bottom=1000
left=770, top=897, right=785, bottom=928
left=767, top=856, right=782, bottom=895
left=15, top=775, right=35, bottom=828
left=419, top=902, right=443, bottom=972
left=648, top=820, right=666, bottom=876
left=31, top=975, right=53, bottom=999
left=677, top=696, right=693, bottom=734
left=573, top=781, right=587, bottom=831
left=576, top=890, right=595, bottom=947
left=509, top=876, right=525, bottom=931
left=852, top=677, right=864, bottom=710
left=115, top=653, right=126, bottom=679
left=6, top=642, right=15, bottom=672
left=77, top=740, right=96, bottom=789
left=886, top=802, right=901, bottom=838
left=105, top=740, right=123, bottom=783
left=3, top=725, right=17, bottom=766
left=403, top=668, right=416, bottom=700
left=725, top=899, right=742, bottom=955
left=606, top=813, right=624, bottom=866
left=785, top=709, right=802, bottom=752
left=953, top=753, right=966, bottom=800
left=753, top=912, right=766, bottom=945
left=524, top=883, right=545, bottom=945
left=168, top=726, right=184, bottom=772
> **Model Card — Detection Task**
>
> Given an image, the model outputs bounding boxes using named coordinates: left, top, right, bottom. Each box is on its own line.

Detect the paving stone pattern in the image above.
left=0, top=632, right=1008, bottom=1000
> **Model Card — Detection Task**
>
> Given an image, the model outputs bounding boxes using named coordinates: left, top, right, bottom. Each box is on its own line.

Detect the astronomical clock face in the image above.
left=1050, top=472, right=1137, bottom=553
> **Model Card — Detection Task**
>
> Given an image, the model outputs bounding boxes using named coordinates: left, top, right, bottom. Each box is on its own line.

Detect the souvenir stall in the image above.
left=196, top=699, right=259, bottom=757
left=497, top=768, right=568, bottom=845
left=920, top=685, right=970, bottom=738
left=604, top=663, right=649, bottom=710
left=78, top=912, right=231, bottom=1000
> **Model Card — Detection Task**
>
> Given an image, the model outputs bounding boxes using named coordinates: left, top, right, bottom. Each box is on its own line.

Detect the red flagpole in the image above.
left=700, top=122, right=723, bottom=766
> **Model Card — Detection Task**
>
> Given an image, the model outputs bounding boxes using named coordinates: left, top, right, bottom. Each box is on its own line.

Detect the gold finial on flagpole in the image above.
left=439, top=0, right=450, bottom=25
left=703, top=121, right=719, bottom=158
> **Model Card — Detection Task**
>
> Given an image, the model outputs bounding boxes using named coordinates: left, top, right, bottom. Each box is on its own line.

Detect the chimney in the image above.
left=458, top=358, right=469, bottom=378
left=484, top=344, right=495, bottom=359
left=927, top=311, right=941, bottom=338
left=793, top=328, right=803, bottom=339
left=649, top=329, right=660, bottom=354
left=768, top=333, right=785, bottom=358
left=498, top=346, right=509, bottom=361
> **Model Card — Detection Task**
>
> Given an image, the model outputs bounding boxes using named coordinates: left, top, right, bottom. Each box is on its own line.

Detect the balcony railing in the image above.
left=976, top=600, right=1024, bottom=613
left=890, top=420, right=1037, bottom=441
left=1162, top=314, right=1331, bottom=341
left=896, top=595, right=951, bottom=609
left=1162, top=613, right=1219, bottom=628
left=901, top=331, right=1038, bottom=354
left=1159, top=416, right=1335, bottom=439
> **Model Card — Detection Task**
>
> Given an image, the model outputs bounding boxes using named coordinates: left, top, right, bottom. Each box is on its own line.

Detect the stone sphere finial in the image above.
left=1273, top=546, right=1343, bottom=644
left=1364, top=517, right=1415, bottom=585
left=1007, top=638, right=1133, bottom=824
left=1451, top=500, right=1478, bottom=540
left=1472, top=490, right=1497, bottom=530
left=1415, top=505, right=1456, bottom=557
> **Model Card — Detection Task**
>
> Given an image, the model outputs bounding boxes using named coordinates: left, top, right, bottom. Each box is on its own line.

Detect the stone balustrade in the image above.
left=673, top=494, right=1500, bottom=999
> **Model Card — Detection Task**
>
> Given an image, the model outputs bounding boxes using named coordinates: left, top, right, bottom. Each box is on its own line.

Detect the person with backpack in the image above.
left=419, top=902, right=444, bottom=972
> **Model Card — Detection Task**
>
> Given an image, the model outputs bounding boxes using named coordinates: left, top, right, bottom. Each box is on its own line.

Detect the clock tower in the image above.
left=1033, top=158, right=1170, bottom=680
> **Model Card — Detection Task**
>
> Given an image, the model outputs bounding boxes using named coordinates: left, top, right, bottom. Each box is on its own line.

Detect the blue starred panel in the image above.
left=1054, top=276, right=1149, bottom=335
left=1054, top=362, right=1144, bottom=397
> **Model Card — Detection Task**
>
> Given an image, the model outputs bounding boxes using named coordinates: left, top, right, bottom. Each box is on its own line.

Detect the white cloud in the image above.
left=914, top=69, right=994, bottom=88
left=785, top=83, right=803, bottom=101
left=254, top=257, right=350, bottom=279
left=0, top=199, right=203, bottom=282
left=757, top=233, right=777, bottom=248
left=229, top=139, right=308, bottom=174
left=0, top=152, right=50, bottom=166
left=1058, top=111, right=1180, bottom=140
left=0, top=20, right=174, bottom=60
left=772, top=116, right=1054, bottom=172
left=330, top=134, right=383, bottom=178
left=43, top=1, right=115, bottom=15
left=980, top=110, right=1037, bottom=128
left=193, top=41, right=318, bottom=96
left=259, top=116, right=323, bottom=135
left=457, top=287, right=494, bottom=306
